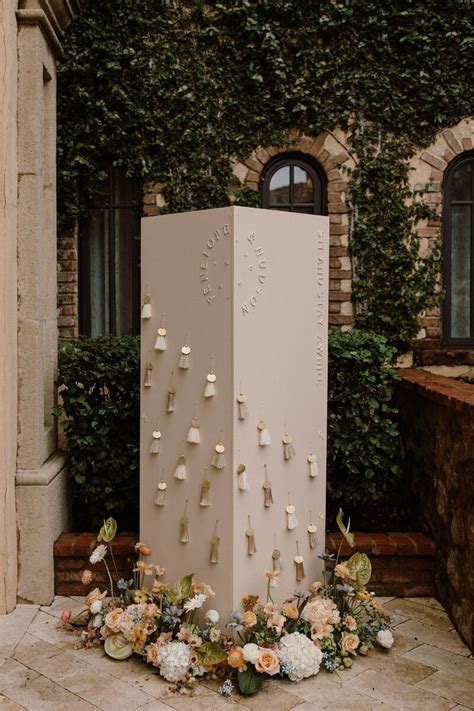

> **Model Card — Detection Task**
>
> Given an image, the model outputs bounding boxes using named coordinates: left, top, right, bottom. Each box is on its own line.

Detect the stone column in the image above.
left=0, top=0, right=20, bottom=615
left=15, top=0, right=79, bottom=605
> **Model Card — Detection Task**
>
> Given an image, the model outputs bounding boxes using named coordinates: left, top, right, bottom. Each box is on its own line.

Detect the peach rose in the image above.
left=81, top=569, right=93, bottom=585
left=135, top=542, right=152, bottom=556
left=340, top=631, right=360, bottom=655
left=255, top=648, right=280, bottom=676
left=146, top=642, right=160, bottom=666
left=310, top=581, right=322, bottom=593
left=281, top=601, right=299, bottom=620
left=243, top=610, right=257, bottom=628
left=100, top=624, right=114, bottom=639
left=335, top=563, right=350, bottom=579
left=343, top=615, right=357, bottom=632
left=227, top=646, right=247, bottom=671
left=85, top=587, right=107, bottom=607
left=104, top=607, right=124, bottom=632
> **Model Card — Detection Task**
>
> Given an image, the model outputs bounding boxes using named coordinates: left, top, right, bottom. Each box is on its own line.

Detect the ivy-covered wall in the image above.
left=57, top=0, right=474, bottom=352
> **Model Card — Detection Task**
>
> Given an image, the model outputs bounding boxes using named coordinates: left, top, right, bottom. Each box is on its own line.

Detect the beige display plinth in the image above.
left=140, top=206, right=329, bottom=617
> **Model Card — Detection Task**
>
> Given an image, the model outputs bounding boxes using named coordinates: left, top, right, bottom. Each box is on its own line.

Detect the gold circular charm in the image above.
left=178, top=455, right=186, bottom=465
left=236, top=464, right=246, bottom=474
left=157, top=327, right=167, bottom=336
left=181, top=345, right=191, bottom=355
left=237, top=393, right=247, bottom=403
left=215, top=443, right=225, bottom=454
left=272, top=549, right=281, bottom=560
left=286, top=504, right=295, bottom=514
left=282, top=434, right=293, bottom=444
left=168, top=386, right=176, bottom=394
left=263, top=481, right=271, bottom=489
left=307, top=523, right=317, bottom=533
left=246, top=527, right=255, bottom=537
left=191, top=418, right=200, bottom=428
left=207, top=373, right=217, bottom=383
left=152, top=430, right=162, bottom=439
left=157, top=481, right=167, bottom=491
left=307, top=453, right=316, bottom=463
left=202, top=479, right=210, bottom=489
left=257, top=420, right=266, bottom=431
left=294, top=555, right=304, bottom=564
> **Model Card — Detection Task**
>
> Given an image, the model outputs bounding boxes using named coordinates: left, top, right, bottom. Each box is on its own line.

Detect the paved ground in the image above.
left=0, top=596, right=473, bottom=710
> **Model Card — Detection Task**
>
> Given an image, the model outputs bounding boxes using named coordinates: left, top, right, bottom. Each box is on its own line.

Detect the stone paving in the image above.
left=0, top=596, right=473, bottom=710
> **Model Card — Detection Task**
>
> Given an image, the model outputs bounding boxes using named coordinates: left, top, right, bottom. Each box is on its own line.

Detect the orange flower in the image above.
left=227, top=646, right=247, bottom=671
left=134, top=542, right=152, bottom=557
left=255, top=648, right=280, bottom=676
left=243, top=610, right=257, bottom=628
left=81, top=570, right=93, bottom=585
left=281, top=601, right=299, bottom=620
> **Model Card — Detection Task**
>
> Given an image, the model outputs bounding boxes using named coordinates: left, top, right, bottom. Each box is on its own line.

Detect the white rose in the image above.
left=376, top=629, right=394, bottom=649
left=90, top=599, right=103, bottom=614
left=205, top=609, right=220, bottom=625
left=242, top=643, right=261, bottom=664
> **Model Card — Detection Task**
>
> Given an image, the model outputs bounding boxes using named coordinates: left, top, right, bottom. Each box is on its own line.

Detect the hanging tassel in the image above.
left=187, top=404, right=200, bottom=444
left=307, top=453, right=318, bottom=478
left=286, top=503, right=299, bottom=531
left=236, top=464, right=249, bottom=491
left=141, top=293, right=152, bottom=320
left=211, top=442, right=225, bottom=470
left=236, top=392, right=248, bottom=420
left=246, top=516, right=257, bottom=556
left=200, top=478, right=210, bottom=507
left=282, top=432, right=296, bottom=460
left=154, top=480, right=167, bottom=507
left=262, top=464, right=273, bottom=507
left=166, top=385, right=176, bottom=413
left=307, top=521, right=317, bottom=550
left=143, top=361, right=153, bottom=388
left=154, top=315, right=167, bottom=351
left=180, top=501, right=190, bottom=543
left=149, top=427, right=162, bottom=455
left=174, top=454, right=187, bottom=480
left=258, top=420, right=271, bottom=446
left=179, top=334, right=191, bottom=369
left=272, top=547, right=283, bottom=574
left=210, top=521, right=220, bottom=564
left=204, top=357, right=216, bottom=398
left=294, top=542, right=305, bottom=582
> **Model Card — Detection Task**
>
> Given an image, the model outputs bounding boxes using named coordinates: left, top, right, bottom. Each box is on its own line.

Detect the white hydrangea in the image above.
left=278, top=632, right=323, bottom=682
left=242, top=643, right=260, bottom=664
left=157, top=641, right=191, bottom=683
left=376, top=629, right=394, bottom=649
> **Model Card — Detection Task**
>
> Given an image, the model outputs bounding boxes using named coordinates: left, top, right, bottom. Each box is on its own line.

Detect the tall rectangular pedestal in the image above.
left=141, top=206, right=329, bottom=617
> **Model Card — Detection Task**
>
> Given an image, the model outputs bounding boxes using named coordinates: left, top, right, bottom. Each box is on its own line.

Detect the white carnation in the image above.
left=157, top=641, right=191, bottom=683
left=183, top=593, right=207, bottom=612
left=278, top=632, right=323, bottom=682
left=90, top=599, right=103, bottom=614
left=376, top=629, right=394, bottom=649
left=89, top=544, right=108, bottom=565
left=242, top=643, right=261, bottom=665
left=205, top=609, right=220, bottom=625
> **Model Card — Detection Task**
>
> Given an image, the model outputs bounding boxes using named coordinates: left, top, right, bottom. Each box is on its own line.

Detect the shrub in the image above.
left=327, top=327, right=405, bottom=530
left=55, top=336, right=140, bottom=530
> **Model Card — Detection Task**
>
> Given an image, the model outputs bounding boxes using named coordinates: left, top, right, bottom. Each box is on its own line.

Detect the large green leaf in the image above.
left=198, top=642, right=228, bottom=667
left=237, top=668, right=263, bottom=696
left=346, top=552, right=372, bottom=586
left=168, top=573, right=194, bottom=604
left=336, top=509, right=355, bottom=548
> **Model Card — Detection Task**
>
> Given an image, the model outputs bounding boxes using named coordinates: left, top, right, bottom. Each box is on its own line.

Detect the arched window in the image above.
left=261, top=154, right=326, bottom=215
left=443, top=152, right=474, bottom=346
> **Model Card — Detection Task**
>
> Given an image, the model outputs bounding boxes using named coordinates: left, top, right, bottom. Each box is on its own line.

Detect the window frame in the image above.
left=442, top=150, right=474, bottom=347
left=260, top=152, right=327, bottom=215
left=79, top=166, right=141, bottom=337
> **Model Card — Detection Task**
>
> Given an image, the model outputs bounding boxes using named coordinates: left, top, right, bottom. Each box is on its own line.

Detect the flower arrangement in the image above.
left=63, top=511, right=394, bottom=697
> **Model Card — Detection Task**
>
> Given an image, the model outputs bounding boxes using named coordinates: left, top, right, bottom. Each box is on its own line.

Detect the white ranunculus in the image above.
left=157, top=642, right=191, bottom=683
left=90, top=599, right=103, bottom=614
left=242, top=643, right=261, bottom=665
left=89, top=544, right=108, bottom=565
left=205, top=609, right=220, bottom=625
left=376, top=629, right=394, bottom=649
left=278, top=632, right=323, bottom=682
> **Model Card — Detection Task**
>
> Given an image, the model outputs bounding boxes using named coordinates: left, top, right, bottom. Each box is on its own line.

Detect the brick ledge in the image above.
left=397, top=368, right=474, bottom=409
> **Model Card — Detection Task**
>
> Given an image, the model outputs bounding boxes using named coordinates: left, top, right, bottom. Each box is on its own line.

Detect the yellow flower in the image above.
left=132, top=624, right=148, bottom=653
left=134, top=590, right=148, bottom=604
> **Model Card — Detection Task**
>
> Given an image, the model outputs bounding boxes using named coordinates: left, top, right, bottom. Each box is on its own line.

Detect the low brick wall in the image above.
left=397, top=369, right=474, bottom=650
left=54, top=531, right=435, bottom=598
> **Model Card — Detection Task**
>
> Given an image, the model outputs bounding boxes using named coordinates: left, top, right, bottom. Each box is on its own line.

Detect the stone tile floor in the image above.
left=0, top=596, right=473, bottom=710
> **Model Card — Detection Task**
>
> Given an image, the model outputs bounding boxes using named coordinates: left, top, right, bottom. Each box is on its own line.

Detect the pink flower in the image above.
left=60, top=610, right=71, bottom=624
left=81, top=569, right=93, bottom=585
left=335, top=563, right=350, bottom=579
left=310, top=581, right=322, bottom=593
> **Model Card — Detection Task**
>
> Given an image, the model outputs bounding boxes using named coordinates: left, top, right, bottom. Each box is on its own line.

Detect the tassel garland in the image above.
left=236, top=464, right=249, bottom=491
left=258, top=419, right=271, bottom=446
left=143, top=362, right=153, bottom=388
left=262, top=464, right=273, bottom=507
left=294, top=542, right=305, bottom=582
left=236, top=393, right=248, bottom=420
left=174, top=454, right=187, bottom=480
left=210, top=521, right=220, bottom=564
left=211, top=442, right=225, bottom=470
left=149, top=428, right=162, bottom=455
left=307, top=522, right=317, bottom=549
left=141, top=293, right=152, bottom=320
left=246, top=516, right=257, bottom=556
left=154, top=480, right=167, bottom=507
left=200, top=478, right=210, bottom=507
left=282, top=433, right=296, bottom=460
left=187, top=404, right=200, bottom=444
left=307, top=453, right=318, bottom=478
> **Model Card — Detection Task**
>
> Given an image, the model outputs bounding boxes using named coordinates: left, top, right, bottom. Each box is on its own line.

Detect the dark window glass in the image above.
left=262, top=154, right=326, bottom=215
left=442, top=152, right=474, bottom=346
left=79, top=166, right=140, bottom=336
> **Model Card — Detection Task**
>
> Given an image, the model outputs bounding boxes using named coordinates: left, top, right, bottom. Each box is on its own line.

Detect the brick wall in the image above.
left=57, top=226, right=79, bottom=341
left=397, top=369, right=474, bottom=650
left=54, top=530, right=435, bottom=598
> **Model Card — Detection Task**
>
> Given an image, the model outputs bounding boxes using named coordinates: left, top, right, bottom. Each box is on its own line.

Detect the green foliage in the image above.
left=327, top=327, right=405, bottom=529
left=55, top=336, right=140, bottom=530
left=57, top=0, right=473, bottom=349
left=237, top=668, right=263, bottom=696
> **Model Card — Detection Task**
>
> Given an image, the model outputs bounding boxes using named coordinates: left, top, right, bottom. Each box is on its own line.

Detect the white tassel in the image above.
left=283, top=434, right=296, bottom=460
left=308, top=453, right=318, bottom=478
left=141, top=294, right=152, bottom=319
left=258, top=420, right=271, bottom=446
left=272, top=548, right=283, bottom=573
left=237, top=393, right=248, bottom=420
left=180, top=501, right=189, bottom=543
left=179, top=344, right=191, bottom=369
left=166, top=386, right=176, bottom=413
left=149, top=429, right=161, bottom=455
left=204, top=380, right=216, bottom=398
left=307, top=523, right=317, bottom=549
left=154, top=481, right=167, bottom=507
left=200, top=479, right=210, bottom=507
left=174, top=455, right=187, bottom=480
left=210, top=521, right=220, bottom=564
left=262, top=465, right=273, bottom=507
left=154, top=329, right=167, bottom=352
left=286, top=504, right=299, bottom=530
left=294, top=541, right=305, bottom=582
left=187, top=420, right=200, bottom=444
left=246, top=517, right=256, bottom=556
left=211, top=442, right=225, bottom=470
left=236, top=464, right=249, bottom=491
left=143, top=362, right=153, bottom=388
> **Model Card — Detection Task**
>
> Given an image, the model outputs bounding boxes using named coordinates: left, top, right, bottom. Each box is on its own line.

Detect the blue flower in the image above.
left=225, top=610, right=243, bottom=631
left=336, top=583, right=355, bottom=596
left=318, top=551, right=336, bottom=561
left=218, top=679, right=234, bottom=697
left=117, top=578, right=129, bottom=590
